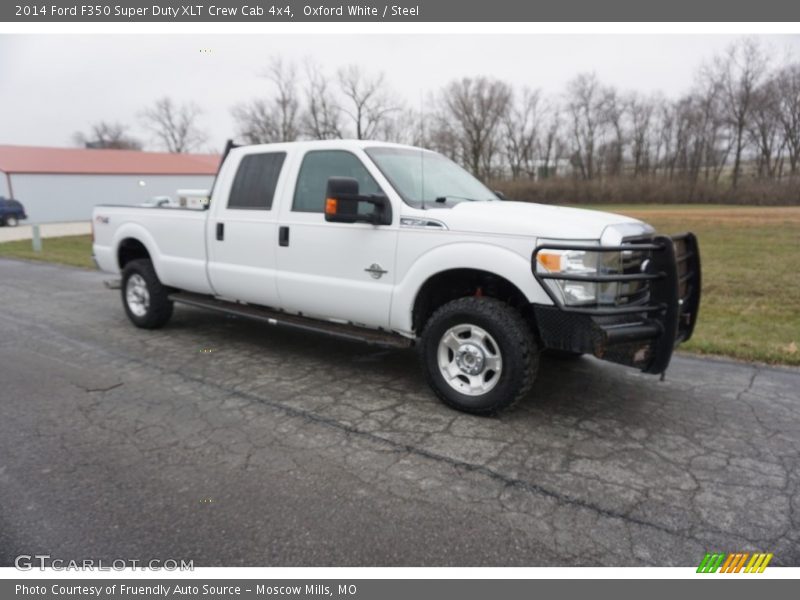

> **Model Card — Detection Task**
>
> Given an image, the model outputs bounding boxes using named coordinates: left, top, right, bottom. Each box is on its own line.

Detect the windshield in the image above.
left=365, top=147, right=498, bottom=207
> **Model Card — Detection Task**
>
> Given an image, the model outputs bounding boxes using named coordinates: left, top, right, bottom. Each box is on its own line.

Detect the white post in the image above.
left=31, top=224, right=42, bottom=252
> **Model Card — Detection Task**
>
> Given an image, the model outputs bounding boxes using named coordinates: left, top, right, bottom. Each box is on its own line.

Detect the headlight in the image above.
left=536, top=248, right=622, bottom=306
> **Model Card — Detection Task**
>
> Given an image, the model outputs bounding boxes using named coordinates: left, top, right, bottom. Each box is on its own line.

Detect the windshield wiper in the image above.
left=434, top=195, right=484, bottom=203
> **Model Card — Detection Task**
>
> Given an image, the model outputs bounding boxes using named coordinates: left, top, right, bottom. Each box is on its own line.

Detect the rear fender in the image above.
left=112, top=223, right=164, bottom=279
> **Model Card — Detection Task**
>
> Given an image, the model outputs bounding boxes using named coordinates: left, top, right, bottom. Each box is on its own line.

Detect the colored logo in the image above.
left=697, top=552, right=773, bottom=573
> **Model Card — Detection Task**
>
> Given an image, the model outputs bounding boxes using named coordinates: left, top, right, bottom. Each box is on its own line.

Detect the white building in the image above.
left=0, top=145, right=219, bottom=223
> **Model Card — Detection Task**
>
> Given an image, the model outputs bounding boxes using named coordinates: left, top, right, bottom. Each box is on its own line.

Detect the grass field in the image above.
left=0, top=206, right=798, bottom=366
left=0, top=234, right=95, bottom=269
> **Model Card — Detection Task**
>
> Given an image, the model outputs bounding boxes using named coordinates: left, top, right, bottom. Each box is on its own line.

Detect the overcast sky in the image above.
left=2, top=34, right=799, bottom=152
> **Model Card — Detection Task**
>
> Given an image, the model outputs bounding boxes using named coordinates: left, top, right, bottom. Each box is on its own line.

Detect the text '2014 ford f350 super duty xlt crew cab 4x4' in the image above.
left=92, top=140, right=701, bottom=415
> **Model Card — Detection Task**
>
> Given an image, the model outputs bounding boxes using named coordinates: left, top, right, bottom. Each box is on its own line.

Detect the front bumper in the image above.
left=531, top=233, right=701, bottom=374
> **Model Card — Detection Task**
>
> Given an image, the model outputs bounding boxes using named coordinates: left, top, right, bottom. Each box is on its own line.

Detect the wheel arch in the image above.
left=391, top=243, right=552, bottom=335
left=411, top=268, right=534, bottom=334
left=113, top=224, right=162, bottom=275
left=118, top=237, right=151, bottom=270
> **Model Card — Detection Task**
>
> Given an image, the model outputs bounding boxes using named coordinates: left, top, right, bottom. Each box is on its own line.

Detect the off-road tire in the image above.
left=418, top=297, right=538, bottom=415
left=121, top=259, right=173, bottom=329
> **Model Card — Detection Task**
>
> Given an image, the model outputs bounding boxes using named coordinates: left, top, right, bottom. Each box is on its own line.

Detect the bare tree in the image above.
left=602, top=88, right=626, bottom=177
left=232, top=58, right=302, bottom=144
left=302, top=60, right=343, bottom=140
left=72, top=121, right=142, bottom=150
left=374, top=108, right=429, bottom=146
left=428, top=109, right=463, bottom=163
left=441, top=77, right=512, bottom=178
left=698, top=78, right=734, bottom=183
left=709, top=38, right=768, bottom=187
left=503, top=87, right=542, bottom=179
left=654, top=100, right=676, bottom=178
left=565, top=73, right=609, bottom=180
left=263, top=57, right=301, bottom=142
left=748, top=77, right=784, bottom=178
left=337, top=65, right=400, bottom=140
left=667, top=97, right=694, bottom=179
left=216, top=41, right=800, bottom=199
left=775, top=62, right=800, bottom=176
left=140, top=97, right=207, bottom=153
left=537, top=104, right=563, bottom=179
left=231, top=99, right=282, bottom=144
left=628, top=93, right=656, bottom=176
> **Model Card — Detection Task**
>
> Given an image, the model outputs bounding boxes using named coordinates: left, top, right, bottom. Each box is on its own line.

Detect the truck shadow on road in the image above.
left=165, top=308, right=656, bottom=424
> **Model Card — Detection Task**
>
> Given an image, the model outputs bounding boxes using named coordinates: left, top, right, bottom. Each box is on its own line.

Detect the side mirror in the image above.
left=494, top=190, right=507, bottom=200
left=324, top=177, right=392, bottom=226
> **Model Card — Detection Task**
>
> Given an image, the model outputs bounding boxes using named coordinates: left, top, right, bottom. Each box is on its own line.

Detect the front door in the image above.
left=275, top=149, right=398, bottom=329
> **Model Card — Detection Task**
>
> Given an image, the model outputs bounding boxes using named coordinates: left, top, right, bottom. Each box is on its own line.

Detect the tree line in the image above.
left=75, top=38, right=800, bottom=203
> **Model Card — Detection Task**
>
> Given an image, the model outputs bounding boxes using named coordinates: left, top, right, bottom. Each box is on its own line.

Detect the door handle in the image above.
left=216, top=222, right=224, bottom=241
left=279, top=226, right=289, bottom=247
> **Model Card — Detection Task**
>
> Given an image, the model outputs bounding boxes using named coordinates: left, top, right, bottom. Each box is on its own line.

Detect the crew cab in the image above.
left=92, top=140, right=701, bottom=414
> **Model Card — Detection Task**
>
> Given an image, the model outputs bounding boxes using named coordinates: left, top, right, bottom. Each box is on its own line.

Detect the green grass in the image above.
left=0, top=234, right=95, bottom=269
left=1, top=210, right=799, bottom=367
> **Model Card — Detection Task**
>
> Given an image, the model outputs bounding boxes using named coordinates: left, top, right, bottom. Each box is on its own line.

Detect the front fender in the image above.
left=390, top=242, right=552, bottom=334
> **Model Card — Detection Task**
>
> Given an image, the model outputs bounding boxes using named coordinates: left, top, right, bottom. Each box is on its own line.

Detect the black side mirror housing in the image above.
left=324, top=177, right=392, bottom=226
left=494, top=190, right=507, bottom=200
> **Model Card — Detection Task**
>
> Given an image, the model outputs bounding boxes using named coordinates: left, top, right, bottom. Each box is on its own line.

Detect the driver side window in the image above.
left=292, top=150, right=382, bottom=213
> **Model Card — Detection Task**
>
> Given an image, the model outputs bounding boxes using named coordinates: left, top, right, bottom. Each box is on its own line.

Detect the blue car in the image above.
left=0, top=197, right=27, bottom=227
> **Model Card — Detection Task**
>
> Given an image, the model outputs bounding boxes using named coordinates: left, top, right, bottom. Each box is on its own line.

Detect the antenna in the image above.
left=420, top=89, right=425, bottom=211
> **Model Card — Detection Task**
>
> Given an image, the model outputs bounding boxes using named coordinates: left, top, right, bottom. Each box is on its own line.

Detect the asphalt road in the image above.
left=0, top=259, right=798, bottom=567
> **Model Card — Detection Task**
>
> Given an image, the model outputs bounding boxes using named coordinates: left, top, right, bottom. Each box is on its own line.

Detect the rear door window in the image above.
left=227, top=152, right=286, bottom=210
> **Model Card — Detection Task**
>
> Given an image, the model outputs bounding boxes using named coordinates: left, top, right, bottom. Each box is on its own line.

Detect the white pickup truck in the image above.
left=93, top=140, right=701, bottom=414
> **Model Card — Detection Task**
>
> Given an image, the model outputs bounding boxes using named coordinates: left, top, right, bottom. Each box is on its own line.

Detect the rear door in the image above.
left=275, top=149, right=399, bottom=329
left=206, top=150, right=288, bottom=307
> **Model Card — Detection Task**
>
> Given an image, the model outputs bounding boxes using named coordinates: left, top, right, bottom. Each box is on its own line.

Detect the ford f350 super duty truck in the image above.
left=92, top=140, right=701, bottom=414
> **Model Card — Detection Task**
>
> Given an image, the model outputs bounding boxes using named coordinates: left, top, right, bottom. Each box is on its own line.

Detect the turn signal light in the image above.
left=537, top=252, right=562, bottom=272
left=325, top=198, right=338, bottom=214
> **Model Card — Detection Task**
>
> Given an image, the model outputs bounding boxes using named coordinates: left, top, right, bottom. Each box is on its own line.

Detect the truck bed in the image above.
left=92, top=204, right=212, bottom=294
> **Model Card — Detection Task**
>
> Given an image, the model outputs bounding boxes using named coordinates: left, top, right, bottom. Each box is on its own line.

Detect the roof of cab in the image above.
left=232, top=139, right=428, bottom=155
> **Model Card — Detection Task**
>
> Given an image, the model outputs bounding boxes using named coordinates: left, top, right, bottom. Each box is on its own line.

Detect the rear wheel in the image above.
left=121, top=259, right=173, bottom=329
left=419, top=297, right=538, bottom=415
left=4, top=215, right=18, bottom=227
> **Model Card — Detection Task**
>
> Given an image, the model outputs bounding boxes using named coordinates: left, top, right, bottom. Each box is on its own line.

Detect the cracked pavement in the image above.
left=0, top=259, right=798, bottom=566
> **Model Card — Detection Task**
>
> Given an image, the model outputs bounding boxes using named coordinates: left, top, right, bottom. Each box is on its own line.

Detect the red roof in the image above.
left=0, top=145, right=220, bottom=175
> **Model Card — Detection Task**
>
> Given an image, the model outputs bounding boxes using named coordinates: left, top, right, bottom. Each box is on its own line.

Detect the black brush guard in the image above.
left=531, top=233, right=701, bottom=374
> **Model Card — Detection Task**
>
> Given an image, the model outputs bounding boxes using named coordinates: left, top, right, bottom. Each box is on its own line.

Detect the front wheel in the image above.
left=121, top=259, right=173, bottom=329
left=4, top=215, right=18, bottom=227
left=418, top=297, right=539, bottom=415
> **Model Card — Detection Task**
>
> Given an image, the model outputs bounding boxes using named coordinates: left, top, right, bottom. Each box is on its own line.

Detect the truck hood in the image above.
left=433, top=201, right=651, bottom=242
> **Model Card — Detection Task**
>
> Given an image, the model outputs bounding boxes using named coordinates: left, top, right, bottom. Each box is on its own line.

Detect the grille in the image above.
left=611, top=236, right=652, bottom=306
